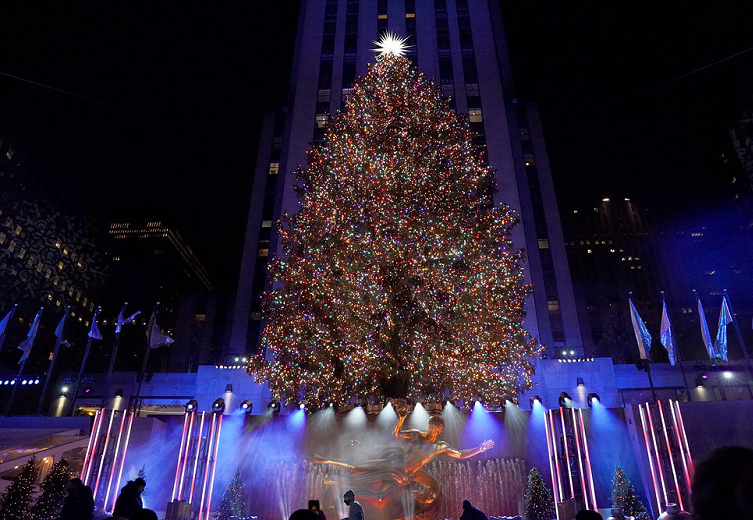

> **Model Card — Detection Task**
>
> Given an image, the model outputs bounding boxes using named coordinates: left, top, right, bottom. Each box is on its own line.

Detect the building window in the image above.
left=466, top=83, right=479, bottom=97
left=524, top=153, right=535, bottom=166
left=547, top=300, right=560, bottom=313
left=262, top=220, right=272, bottom=228
left=316, top=113, right=329, bottom=128
left=269, top=161, right=279, bottom=175
left=58, top=261, right=64, bottom=270
left=318, top=89, right=331, bottom=103
left=538, top=239, right=549, bottom=249
left=468, top=108, right=482, bottom=123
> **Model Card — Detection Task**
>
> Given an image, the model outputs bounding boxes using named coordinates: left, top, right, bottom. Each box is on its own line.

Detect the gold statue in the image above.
left=315, top=400, right=494, bottom=514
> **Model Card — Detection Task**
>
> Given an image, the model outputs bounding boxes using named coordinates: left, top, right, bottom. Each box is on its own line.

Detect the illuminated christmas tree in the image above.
left=250, top=46, right=539, bottom=408
left=217, top=468, right=247, bottom=520
left=0, top=457, right=37, bottom=520
left=611, top=466, right=647, bottom=519
left=32, top=459, right=72, bottom=520
left=524, top=467, right=555, bottom=520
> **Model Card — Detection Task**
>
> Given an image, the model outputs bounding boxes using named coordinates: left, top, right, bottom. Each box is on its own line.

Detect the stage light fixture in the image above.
left=576, top=377, right=585, bottom=387
left=212, top=398, right=225, bottom=414
left=695, top=375, right=706, bottom=388
left=722, top=370, right=734, bottom=380
left=21, top=380, right=27, bottom=385
left=267, top=399, right=281, bottom=415
left=185, top=399, right=198, bottom=413
left=114, top=389, right=123, bottom=398
left=587, top=393, right=600, bottom=407
left=558, top=392, right=572, bottom=408
left=225, top=383, right=233, bottom=393
left=240, top=400, right=253, bottom=414
left=529, top=395, right=542, bottom=408
left=83, top=385, right=93, bottom=394
left=61, top=386, right=69, bottom=394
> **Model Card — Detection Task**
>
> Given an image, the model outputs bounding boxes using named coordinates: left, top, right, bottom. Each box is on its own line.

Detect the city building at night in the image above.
left=229, top=0, right=583, bottom=358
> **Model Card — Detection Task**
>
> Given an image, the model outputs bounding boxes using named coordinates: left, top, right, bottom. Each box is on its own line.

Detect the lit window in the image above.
left=258, top=249, right=269, bottom=257
left=524, top=153, right=535, bottom=166
left=17, top=248, right=25, bottom=259
left=316, top=113, right=329, bottom=128
left=378, top=13, right=387, bottom=19
left=8, top=241, right=15, bottom=253
left=5, top=148, right=14, bottom=160
left=262, top=220, right=272, bottom=228
left=268, top=161, right=279, bottom=175
left=58, top=262, right=64, bottom=270
left=538, top=239, right=549, bottom=249
left=14, top=225, right=21, bottom=235
left=405, top=12, right=415, bottom=18
left=0, top=233, right=5, bottom=244
left=587, top=249, right=592, bottom=254
left=547, top=300, right=560, bottom=313
left=468, top=108, right=482, bottom=123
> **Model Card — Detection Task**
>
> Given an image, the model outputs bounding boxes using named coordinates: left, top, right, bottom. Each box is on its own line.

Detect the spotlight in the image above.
left=22, top=380, right=27, bottom=385
left=34, top=379, right=40, bottom=385
left=83, top=385, right=93, bottom=394
left=558, top=392, right=572, bottom=408
left=10, top=380, right=15, bottom=385
left=212, top=398, right=225, bottom=414
left=529, top=395, right=542, bottom=409
left=225, top=383, right=233, bottom=393
left=299, top=403, right=305, bottom=409
left=267, top=399, right=281, bottom=415
left=114, top=389, right=123, bottom=398
left=185, top=399, right=198, bottom=413
left=240, top=400, right=253, bottom=414
left=695, top=375, right=706, bottom=388
left=587, top=393, right=600, bottom=407
left=722, top=370, right=734, bottom=380
left=61, top=386, right=69, bottom=394
left=576, top=377, right=585, bottom=387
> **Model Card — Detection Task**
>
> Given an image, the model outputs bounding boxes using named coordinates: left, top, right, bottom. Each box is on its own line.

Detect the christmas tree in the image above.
left=250, top=46, right=539, bottom=408
left=0, top=457, right=38, bottom=520
left=524, top=467, right=555, bottom=520
left=611, top=466, right=647, bottom=519
left=137, top=465, right=147, bottom=496
left=217, top=468, right=247, bottom=520
left=32, top=458, right=72, bottom=520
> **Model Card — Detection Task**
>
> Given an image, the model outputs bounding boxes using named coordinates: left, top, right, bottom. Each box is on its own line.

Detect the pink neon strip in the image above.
left=571, top=407, right=589, bottom=510
left=559, top=407, right=575, bottom=498
left=198, top=414, right=218, bottom=518
left=172, top=412, right=191, bottom=501
left=81, top=410, right=102, bottom=481
left=204, top=414, right=224, bottom=520
left=104, top=411, right=128, bottom=510
left=189, top=412, right=207, bottom=505
left=84, top=410, right=105, bottom=485
left=658, top=401, right=684, bottom=510
left=549, top=411, right=564, bottom=503
left=578, top=409, right=597, bottom=510
left=543, top=410, right=561, bottom=511
left=646, top=403, right=669, bottom=510
left=110, top=411, right=135, bottom=512
left=674, top=401, right=694, bottom=474
left=178, top=411, right=196, bottom=500
left=639, top=404, right=663, bottom=514
left=93, top=409, right=117, bottom=499
left=668, top=401, right=691, bottom=493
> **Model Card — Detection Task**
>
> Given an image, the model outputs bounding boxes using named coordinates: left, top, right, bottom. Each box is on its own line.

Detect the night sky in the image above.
left=2, top=1, right=753, bottom=288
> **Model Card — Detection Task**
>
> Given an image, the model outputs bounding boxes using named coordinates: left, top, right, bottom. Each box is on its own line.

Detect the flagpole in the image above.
left=133, top=302, right=159, bottom=414
left=102, top=303, right=127, bottom=410
left=722, top=290, right=753, bottom=395
left=0, top=303, right=18, bottom=351
left=37, top=306, right=70, bottom=415
left=6, top=308, right=43, bottom=416
left=629, top=292, right=657, bottom=401
left=663, top=292, right=691, bottom=401
left=71, top=307, right=102, bottom=416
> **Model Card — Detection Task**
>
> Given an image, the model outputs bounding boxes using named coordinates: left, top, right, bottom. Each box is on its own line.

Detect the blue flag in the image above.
left=88, top=316, right=103, bottom=340
left=713, top=296, right=733, bottom=362
left=659, top=299, right=677, bottom=366
left=696, top=295, right=717, bottom=359
left=17, top=310, right=42, bottom=363
left=147, top=310, right=174, bottom=349
left=54, top=308, right=71, bottom=347
left=629, top=297, right=652, bottom=360
left=116, top=309, right=141, bottom=334
left=0, top=308, right=13, bottom=346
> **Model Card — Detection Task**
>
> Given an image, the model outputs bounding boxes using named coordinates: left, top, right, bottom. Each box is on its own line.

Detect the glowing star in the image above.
left=372, top=32, right=410, bottom=56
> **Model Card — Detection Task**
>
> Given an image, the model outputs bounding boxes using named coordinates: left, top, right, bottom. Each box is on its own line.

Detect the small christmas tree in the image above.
left=217, top=468, right=247, bottom=520
left=524, top=467, right=555, bottom=520
left=136, top=465, right=147, bottom=496
left=611, top=466, right=647, bottom=519
left=0, top=457, right=38, bottom=520
left=32, top=459, right=72, bottom=520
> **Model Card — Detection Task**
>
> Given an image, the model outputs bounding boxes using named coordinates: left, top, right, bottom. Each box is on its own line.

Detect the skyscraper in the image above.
left=229, top=0, right=582, bottom=357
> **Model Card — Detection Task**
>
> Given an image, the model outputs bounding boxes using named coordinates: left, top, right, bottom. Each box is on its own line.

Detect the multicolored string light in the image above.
left=249, top=53, right=541, bottom=408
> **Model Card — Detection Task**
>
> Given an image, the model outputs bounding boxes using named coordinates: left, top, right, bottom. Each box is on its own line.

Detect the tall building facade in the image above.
left=230, top=0, right=582, bottom=357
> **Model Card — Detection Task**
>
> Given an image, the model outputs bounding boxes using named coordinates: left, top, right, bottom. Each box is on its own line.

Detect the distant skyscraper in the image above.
left=230, top=0, right=582, bottom=357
